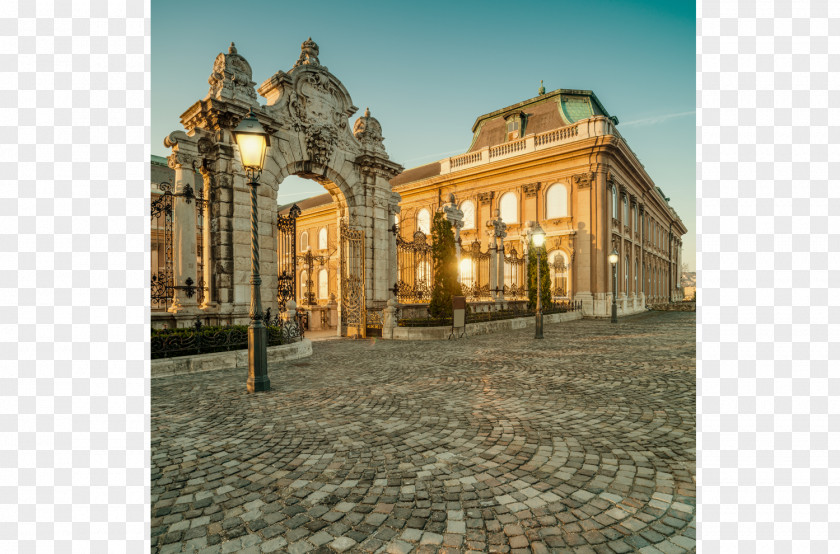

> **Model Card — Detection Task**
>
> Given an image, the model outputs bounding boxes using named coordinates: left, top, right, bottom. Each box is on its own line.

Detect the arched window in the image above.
left=635, top=259, right=639, bottom=294
left=300, top=270, right=308, bottom=302
left=318, top=227, right=328, bottom=250
left=417, top=208, right=431, bottom=235
left=499, top=192, right=517, bottom=224
left=318, top=268, right=328, bottom=299
left=459, top=258, right=473, bottom=289
left=625, top=255, right=629, bottom=293
left=545, top=184, right=569, bottom=219
left=623, top=195, right=629, bottom=225
left=549, top=250, right=569, bottom=298
left=460, top=200, right=475, bottom=230
left=300, top=231, right=309, bottom=252
left=611, top=186, right=618, bottom=220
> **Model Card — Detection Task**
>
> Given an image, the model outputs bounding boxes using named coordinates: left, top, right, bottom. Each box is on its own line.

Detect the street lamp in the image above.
left=608, top=248, right=619, bottom=323
left=233, top=109, right=271, bottom=392
left=531, top=223, right=546, bottom=339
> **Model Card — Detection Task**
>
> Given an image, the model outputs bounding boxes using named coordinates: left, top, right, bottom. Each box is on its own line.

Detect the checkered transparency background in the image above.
left=0, top=0, right=836, bottom=552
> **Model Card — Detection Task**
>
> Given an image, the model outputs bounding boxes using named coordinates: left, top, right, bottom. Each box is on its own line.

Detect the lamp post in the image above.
left=608, top=248, right=619, bottom=323
left=233, top=109, right=271, bottom=392
left=531, top=223, right=546, bottom=339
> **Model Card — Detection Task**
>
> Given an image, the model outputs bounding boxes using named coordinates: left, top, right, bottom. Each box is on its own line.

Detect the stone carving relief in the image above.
left=574, top=172, right=593, bottom=188
left=477, top=191, right=494, bottom=205
left=207, top=43, right=258, bottom=105
left=522, top=182, right=541, bottom=197
left=293, top=37, right=321, bottom=68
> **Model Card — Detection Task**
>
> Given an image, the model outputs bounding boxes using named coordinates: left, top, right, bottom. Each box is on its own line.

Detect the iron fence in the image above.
left=397, top=299, right=582, bottom=327
left=459, top=239, right=491, bottom=301
left=151, top=309, right=304, bottom=359
left=396, top=229, right=434, bottom=303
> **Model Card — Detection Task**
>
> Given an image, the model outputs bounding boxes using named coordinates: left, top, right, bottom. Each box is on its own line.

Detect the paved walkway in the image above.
left=152, top=311, right=696, bottom=554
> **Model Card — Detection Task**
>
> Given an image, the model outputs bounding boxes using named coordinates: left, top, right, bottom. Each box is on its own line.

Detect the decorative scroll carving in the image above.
left=574, top=172, right=593, bottom=188
left=522, top=182, right=541, bottom=197
left=478, top=191, right=494, bottom=204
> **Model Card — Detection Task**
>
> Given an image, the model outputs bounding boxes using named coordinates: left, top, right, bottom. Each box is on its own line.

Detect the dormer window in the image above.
left=506, top=113, right=525, bottom=141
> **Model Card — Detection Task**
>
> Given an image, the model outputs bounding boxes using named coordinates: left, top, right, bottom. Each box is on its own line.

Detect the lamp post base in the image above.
left=535, top=312, right=544, bottom=339
left=611, top=300, right=618, bottom=324
left=246, top=323, right=270, bottom=392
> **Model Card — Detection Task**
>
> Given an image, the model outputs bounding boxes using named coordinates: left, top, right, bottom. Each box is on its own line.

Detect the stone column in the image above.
left=199, top=165, right=216, bottom=309
left=486, top=209, right=507, bottom=303
left=165, top=140, right=201, bottom=320
left=487, top=233, right=497, bottom=301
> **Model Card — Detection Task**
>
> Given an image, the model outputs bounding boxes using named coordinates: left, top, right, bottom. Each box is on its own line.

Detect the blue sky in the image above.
left=152, top=0, right=695, bottom=269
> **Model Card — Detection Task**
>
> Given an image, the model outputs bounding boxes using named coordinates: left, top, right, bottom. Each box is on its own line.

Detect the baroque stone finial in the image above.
left=229, top=42, right=237, bottom=54
left=539, top=80, right=545, bottom=95
left=294, top=37, right=320, bottom=67
left=448, top=192, right=456, bottom=204
left=365, top=107, right=370, bottom=118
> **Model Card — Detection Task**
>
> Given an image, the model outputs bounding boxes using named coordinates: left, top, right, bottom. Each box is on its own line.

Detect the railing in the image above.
left=459, top=239, right=491, bottom=301
left=438, top=116, right=626, bottom=176
left=451, top=151, right=481, bottom=168
left=151, top=309, right=304, bottom=359
left=489, top=137, right=527, bottom=158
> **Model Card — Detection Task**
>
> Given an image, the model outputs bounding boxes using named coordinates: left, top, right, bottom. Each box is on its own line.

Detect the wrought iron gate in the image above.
left=151, top=181, right=206, bottom=309
left=151, top=182, right=174, bottom=310
left=504, top=247, right=527, bottom=299
left=459, top=239, right=491, bottom=300
left=395, top=229, right=434, bottom=303
left=277, top=204, right=300, bottom=311
left=340, top=222, right=366, bottom=338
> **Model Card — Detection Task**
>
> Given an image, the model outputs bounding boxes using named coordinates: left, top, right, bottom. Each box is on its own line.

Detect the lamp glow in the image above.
left=608, top=249, right=619, bottom=265
left=232, top=110, right=270, bottom=171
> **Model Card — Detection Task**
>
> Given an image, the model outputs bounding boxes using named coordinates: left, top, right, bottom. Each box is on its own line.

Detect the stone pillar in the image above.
left=488, top=233, right=497, bottom=301
left=442, top=193, right=464, bottom=264
left=497, top=234, right=505, bottom=301
left=164, top=134, right=201, bottom=320
left=199, top=165, right=216, bottom=309
left=486, top=209, right=507, bottom=303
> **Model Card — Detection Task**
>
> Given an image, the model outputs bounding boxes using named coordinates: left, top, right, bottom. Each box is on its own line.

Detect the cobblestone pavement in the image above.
left=152, top=311, right=696, bottom=554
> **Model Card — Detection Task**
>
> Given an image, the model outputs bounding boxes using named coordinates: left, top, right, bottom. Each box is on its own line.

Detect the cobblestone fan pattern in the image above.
left=152, top=312, right=696, bottom=554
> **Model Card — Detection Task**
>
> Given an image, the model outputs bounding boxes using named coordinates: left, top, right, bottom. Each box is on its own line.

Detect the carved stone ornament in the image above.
left=522, top=182, right=541, bottom=197
left=442, top=193, right=464, bottom=226
left=305, top=124, right=336, bottom=166
left=353, top=107, right=388, bottom=157
left=167, top=150, right=199, bottom=170
left=574, top=172, right=593, bottom=188
left=488, top=209, right=507, bottom=239
left=293, top=37, right=321, bottom=68
left=478, top=191, right=494, bottom=205
left=206, top=42, right=258, bottom=105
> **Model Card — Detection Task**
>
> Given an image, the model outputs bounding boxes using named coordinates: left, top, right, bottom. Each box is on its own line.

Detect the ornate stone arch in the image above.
left=165, top=39, right=403, bottom=330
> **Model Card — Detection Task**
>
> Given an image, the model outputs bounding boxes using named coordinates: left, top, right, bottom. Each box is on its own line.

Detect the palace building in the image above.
left=277, top=86, right=686, bottom=320
left=150, top=39, right=685, bottom=333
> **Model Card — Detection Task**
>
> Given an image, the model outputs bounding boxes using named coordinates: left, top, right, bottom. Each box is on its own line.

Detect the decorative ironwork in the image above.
left=151, top=314, right=303, bottom=360
left=151, top=182, right=174, bottom=310
left=297, top=249, right=328, bottom=305
left=340, top=223, right=366, bottom=337
left=277, top=204, right=300, bottom=311
left=551, top=256, right=568, bottom=298
left=396, top=228, right=434, bottom=303
left=397, top=299, right=583, bottom=327
left=503, top=247, right=527, bottom=300
left=151, top=181, right=207, bottom=309
left=173, top=277, right=198, bottom=299
left=459, top=239, right=491, bottom=301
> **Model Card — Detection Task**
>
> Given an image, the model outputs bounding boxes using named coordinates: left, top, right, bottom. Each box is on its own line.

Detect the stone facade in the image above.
left=153, top=40, right=403, bottom=332
left=280, top=87, right=688, bottom=318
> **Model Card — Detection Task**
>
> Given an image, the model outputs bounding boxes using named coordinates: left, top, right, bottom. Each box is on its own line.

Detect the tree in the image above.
left=526, top=244, right=551, bottom=310
left=428, top=212, right=463, bottom=318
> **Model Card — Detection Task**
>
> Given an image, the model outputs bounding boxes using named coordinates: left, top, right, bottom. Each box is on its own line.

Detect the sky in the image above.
left=152, top=0, right=695, bottom=270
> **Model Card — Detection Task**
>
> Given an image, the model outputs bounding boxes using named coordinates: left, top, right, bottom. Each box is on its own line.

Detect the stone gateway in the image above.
left=159, top=39, right=403, bottom=335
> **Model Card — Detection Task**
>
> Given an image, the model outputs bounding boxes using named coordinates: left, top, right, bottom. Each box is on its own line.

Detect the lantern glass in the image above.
left=235, top=133, right=267, bottom=170
left=608, top=249, right=619, bottom=265
left=532, top=230, right=546, bottom=248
